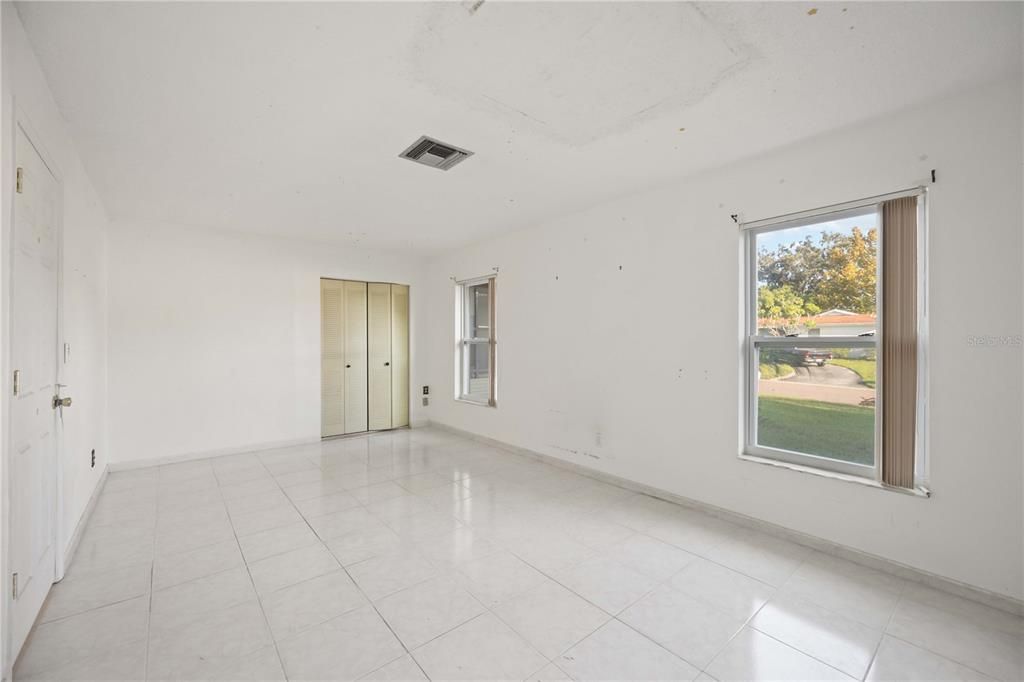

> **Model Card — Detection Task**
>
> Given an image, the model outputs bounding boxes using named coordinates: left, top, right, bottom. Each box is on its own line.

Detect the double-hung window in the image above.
left=457, top=276, right=496, bottom=406
left=743, top=190, right=925, bottom=489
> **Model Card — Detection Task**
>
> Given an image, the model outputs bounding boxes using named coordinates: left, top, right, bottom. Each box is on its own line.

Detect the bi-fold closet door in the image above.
left=321, top=279, right=409, bottom=438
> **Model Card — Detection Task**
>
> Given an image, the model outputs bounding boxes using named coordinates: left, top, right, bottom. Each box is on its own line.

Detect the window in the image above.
left=457, top=276, right=496, bottom=405
left=743, top=191, right=924, bottom=487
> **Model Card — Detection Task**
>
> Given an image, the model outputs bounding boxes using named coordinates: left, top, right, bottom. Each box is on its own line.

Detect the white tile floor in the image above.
left=15, top=428, right=1023, bottom=681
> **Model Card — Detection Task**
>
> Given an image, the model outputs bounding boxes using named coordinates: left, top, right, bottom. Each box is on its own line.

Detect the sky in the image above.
left=756, top=211, right=878, bottom=253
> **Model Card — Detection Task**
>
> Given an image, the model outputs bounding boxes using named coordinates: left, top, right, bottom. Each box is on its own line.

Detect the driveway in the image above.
left=760, top=364, right=874, bottom=406
left=784, top=364, right=863, bottom=386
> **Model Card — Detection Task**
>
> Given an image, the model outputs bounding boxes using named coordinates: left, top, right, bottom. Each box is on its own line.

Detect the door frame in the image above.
left=319, top=278, right=411, bottom=438
left=1, top=104, right=67, bottom=676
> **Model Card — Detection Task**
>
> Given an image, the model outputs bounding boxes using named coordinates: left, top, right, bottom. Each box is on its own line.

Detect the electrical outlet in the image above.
left=422, top=385, right=429, bottom=395
left=422, top=397, right=429, bottom=407
left=91, top=449, right=96, bottom=468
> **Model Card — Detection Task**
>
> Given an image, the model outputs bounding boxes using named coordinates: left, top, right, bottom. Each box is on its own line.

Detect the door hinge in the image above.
left=13, top=370, right=20, bottom=396
left=11, top=573, right=18, bottom=600
left=16, top=167, right=24, bottom=193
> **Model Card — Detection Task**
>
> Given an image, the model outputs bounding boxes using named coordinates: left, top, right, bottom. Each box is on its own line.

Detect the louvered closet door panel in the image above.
left=367, top=282, right=393, bottom=430
left=321, top=279, right=346, bottom=437
left=344, top=281, right=369, bottom=434
left=390, top=284, right=410, bottom=428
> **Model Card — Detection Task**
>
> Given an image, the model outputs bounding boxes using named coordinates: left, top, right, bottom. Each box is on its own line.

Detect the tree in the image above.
left=815, top=228, right=877, bottom=313
left=758, top=236, right=827, bottom=302
left=758, top=227, right=877, bottom=315
left=757, top=284, right=820, bottom=335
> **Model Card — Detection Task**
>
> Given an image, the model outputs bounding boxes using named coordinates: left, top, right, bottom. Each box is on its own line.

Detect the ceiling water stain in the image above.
left=807, top=8, right=819, bottom=15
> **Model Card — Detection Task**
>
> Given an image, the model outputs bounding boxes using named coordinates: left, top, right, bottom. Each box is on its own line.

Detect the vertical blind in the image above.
left=881, top=196, right=918, bottom=488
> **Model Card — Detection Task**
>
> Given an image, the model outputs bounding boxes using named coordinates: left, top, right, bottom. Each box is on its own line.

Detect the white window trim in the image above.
left=455, top=275, right=496, bottom=407
left=741, top=187, right=927, bottom=483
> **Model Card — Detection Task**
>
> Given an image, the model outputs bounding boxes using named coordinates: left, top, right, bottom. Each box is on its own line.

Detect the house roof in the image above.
left=816, top=312, right=877, bottom=325
left=759, top=312, right=877, bottom=327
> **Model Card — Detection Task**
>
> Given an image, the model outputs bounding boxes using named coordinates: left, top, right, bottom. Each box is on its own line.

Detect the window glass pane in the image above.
left=756, top=211, right=878, bottom=338
left=464, top=282, right=490, bottom=340
left=464, top=341, right=490, bottom=402
left=756, top=345, right=876, bottom=466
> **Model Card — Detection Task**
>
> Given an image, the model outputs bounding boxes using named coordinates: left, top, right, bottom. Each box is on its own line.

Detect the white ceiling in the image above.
left=16, top=1, right=1023, bottom=253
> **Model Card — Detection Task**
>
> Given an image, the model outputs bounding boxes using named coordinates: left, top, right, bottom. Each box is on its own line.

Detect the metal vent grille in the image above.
left=399, top=135, right=473, bottom=171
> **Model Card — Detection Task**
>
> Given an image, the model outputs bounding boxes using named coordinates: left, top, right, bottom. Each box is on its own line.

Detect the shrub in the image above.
left=759, top=363, right=777, bottom=379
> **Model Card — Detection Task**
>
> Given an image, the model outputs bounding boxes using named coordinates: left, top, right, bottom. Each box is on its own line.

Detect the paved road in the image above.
left=761, top=363, right=873, bottom=406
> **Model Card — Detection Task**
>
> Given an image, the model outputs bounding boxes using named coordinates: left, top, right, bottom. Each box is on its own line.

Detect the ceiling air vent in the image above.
left=399, top=135, right=473, bottom=171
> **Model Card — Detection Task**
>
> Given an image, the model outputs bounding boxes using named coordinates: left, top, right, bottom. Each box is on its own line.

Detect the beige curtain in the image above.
left=881, top=197, right=918, bottom=488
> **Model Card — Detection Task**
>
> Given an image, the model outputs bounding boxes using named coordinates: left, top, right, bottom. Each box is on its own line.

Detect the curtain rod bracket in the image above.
left=730, top=214, right=739, bottom=224
left=930, top=169, right=936, bottom=184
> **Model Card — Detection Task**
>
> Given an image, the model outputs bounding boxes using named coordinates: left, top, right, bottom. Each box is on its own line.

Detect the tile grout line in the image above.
left=697, top=567, right=791, bottom=678
left=859, top=579, right=907, bottom=680
left=456, top=487, right=805, bottom=679
left=302, top=439, right=591, bottom=677
left=215, top=457, right=290, bottom=681
left=281, top=446, right=428, bottom=680
left=880, top=631, right=1003, bottom=681
left=143, top=471, right=164, bottom=681
left=144, top=561, right=155, bottom=681
left=875, top=588, right=1012, bottom=681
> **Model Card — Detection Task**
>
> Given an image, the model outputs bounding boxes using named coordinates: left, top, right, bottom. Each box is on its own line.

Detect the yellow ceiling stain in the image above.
left=807, top=8, right=819, bottom=15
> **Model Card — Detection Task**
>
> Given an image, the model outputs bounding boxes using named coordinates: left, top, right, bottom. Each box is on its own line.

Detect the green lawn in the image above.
left=757, top=396, right=874, bottom=465
left=828, top=358, right=876, bottom=388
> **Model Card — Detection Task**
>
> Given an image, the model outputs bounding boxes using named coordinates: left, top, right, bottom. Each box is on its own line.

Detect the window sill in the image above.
left=455, top=397, right=495, bottom=408
left=738, top=452, right=930, bottom=498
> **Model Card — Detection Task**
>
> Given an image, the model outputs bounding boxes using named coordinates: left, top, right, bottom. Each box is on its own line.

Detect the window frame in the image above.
left=742, top=193, right=921, bottom=481
left=455, top=275, right=496, bottom=407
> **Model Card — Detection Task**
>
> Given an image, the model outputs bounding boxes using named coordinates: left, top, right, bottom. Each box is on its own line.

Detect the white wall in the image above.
left=1, top=5, right=111, bottom=673
left=106, top=221, right=425, bottom=465
left=422, top=77, right=1024, bottom=601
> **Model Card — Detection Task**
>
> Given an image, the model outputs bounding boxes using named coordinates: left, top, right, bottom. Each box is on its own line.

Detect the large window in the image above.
left=457, top=277, right=496, bottom=406
left=744, top=192, right=924, bottom=487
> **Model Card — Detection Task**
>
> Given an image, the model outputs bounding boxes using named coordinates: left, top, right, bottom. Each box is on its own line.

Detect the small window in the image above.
left=457, top=277, right=496, bottom=406
left=744, top=192, right=924, bottom=487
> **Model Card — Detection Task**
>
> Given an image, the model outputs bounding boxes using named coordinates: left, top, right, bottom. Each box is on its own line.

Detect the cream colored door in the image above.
left=390, top=284, right=410, bottom=428
left=367, top=282, right=392, bottom=430
left=343, top=281, right=368, bottom=434
left=320, top=279, right=346, bottom=437
left=10, top=126, right=61, bottom=658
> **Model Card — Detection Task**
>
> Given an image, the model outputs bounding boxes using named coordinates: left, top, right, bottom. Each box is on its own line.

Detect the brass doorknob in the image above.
left=52, top=396, right=72, bottom=409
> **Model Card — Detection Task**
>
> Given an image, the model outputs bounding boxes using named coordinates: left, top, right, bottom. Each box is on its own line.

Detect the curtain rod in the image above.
left=451, top=267, right=499, bottom=284
left=735, top=171, right=934, bottom=230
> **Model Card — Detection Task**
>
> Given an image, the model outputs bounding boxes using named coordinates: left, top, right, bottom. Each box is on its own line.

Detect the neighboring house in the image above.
left=758, top=309, right=877, bottom=337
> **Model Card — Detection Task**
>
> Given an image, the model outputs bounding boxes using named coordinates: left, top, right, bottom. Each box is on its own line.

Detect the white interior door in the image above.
left=320, top=279, right=345, bottom=437
left=343, top=281, right=368, bottom=434
left=9, top=125, right=60, bottom=658
left=367, top=282, right=392, bottom=430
